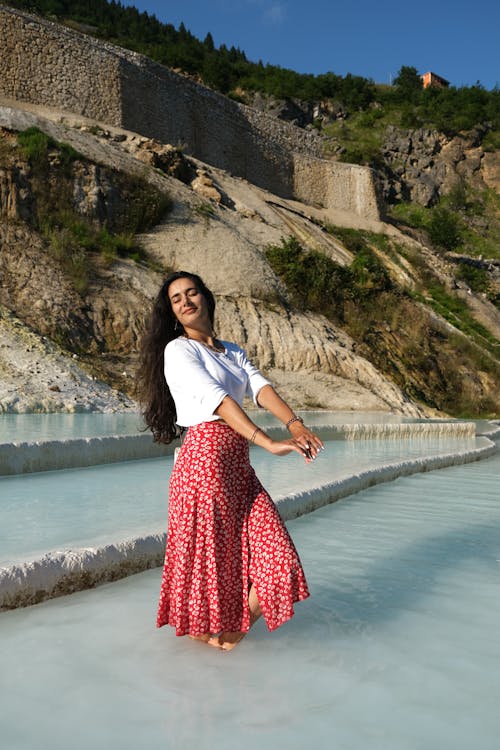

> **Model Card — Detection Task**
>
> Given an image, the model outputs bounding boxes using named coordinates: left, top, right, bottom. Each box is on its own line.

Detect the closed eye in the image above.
left=170, top=286, right=199, bottom=304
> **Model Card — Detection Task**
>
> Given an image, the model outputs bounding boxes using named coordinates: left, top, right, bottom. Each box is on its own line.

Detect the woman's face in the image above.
left=167, top=277, right=210, bottom=332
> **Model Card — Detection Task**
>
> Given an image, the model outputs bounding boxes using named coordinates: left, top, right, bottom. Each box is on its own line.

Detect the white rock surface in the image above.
left=0, top=308, right=135, bottom=413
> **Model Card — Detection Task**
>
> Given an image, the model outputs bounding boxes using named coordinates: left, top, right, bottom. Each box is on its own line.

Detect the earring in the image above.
left=174, top=320, right=179, bottom=331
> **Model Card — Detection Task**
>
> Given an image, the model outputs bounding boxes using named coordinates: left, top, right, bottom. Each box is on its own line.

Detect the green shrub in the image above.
left=264, top=235, right=392, bottom=323
left=324, top=225, right=366, bottom=253
left=117, top=180, right=172, bottom=234
left=264, top=236, right=353, bottom=320
left=444, top=181, right=468, bottom=212
left=390, top=202, right=463, bottom=251
left=357, top=108, right=384, bottom=128
left=454, top=263, right=490, bottom=294
left=265, top=234, right=499, bottom=416
left=400, top=105, right=423, bottom=128
left=393, top=66, right=423, bottom=101
left=350, top=247, right=392, bottom=293
left=42, top=211, right=145, bottom=264
left=47, top=226, right=90, bottom=293
left=482, top=130, right=500, bottom=152
left=99, top=230, right=146, bottom=264
left=427, top=207, right=462, bottom=250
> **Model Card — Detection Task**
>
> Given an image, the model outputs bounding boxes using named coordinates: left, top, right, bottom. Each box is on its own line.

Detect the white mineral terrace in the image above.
left=0, top=413, right=498, bottom=612
left=1, top=439, right=499, bottom=750
left=0, top=414, right=482, bottom=476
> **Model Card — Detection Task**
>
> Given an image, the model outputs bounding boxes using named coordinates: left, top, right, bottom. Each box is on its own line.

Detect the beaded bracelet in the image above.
left=286, top=415, right=304, bottom=429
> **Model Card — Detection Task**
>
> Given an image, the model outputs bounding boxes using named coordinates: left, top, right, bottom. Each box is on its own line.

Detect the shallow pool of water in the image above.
left=1, top=450, right=498, bottom=750
left=0, top=436, right=481, bottom=566
left=0, top=411, right=147, bottom=442
left=0, top=410, right=428, bottom=443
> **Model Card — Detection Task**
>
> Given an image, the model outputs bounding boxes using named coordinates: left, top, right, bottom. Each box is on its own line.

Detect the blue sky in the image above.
left=123, top=0, right=500, bottom=90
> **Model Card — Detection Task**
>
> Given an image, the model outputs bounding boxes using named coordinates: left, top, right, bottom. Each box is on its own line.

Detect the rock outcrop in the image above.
left=381, top=125, right=491, bottom=206
left=0, top=102, right=431, bottom=415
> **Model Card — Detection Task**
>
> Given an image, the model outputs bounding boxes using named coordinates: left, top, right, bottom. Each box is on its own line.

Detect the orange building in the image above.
left=421, top=71, right=450, bottom=89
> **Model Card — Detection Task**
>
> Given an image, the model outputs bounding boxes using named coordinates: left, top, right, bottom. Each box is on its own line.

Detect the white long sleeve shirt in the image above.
left=164, top=337, right=271, bottom=427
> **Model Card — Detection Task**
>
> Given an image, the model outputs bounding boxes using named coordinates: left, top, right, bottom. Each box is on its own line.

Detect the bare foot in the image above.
left=189, top=634, right=222, bottom=649
left=218, top=584, right=263, bottom=651
left=218, top=631, right=247, bottom=651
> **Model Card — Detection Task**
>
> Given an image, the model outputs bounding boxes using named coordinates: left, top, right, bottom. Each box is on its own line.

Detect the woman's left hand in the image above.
left=288, top=422, right=324, bottom=461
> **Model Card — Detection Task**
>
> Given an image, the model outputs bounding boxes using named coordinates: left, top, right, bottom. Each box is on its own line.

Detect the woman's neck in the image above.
left=183, top=326, right=216, bottom=346
left=183, top=328, right=224, bottom=352
left=183, top=327, right=212, bottom=344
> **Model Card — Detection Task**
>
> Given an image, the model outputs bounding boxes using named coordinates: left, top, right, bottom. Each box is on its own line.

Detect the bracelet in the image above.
left=249, top=427, right=260, bottom=443
left=286, top=416, right=304, bottom=429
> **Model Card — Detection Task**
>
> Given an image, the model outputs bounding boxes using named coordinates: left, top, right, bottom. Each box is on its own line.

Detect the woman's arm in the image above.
left=214, top=395, right=314, bottom=461
left=256, top=384, right=324, bottom=457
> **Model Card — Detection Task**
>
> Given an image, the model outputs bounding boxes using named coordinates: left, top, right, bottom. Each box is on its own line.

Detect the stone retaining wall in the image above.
left=0, top=6, right=123, bottom=125
left=294, top=153, right=383, bottom=216
left=0, top=5, right=381, bottom=219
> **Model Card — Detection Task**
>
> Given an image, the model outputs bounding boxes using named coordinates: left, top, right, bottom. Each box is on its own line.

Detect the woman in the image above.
left=137, top=271, right=324, bottom=650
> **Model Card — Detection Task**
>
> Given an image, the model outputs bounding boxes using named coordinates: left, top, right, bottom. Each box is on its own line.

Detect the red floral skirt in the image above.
left=156, top=421, right=310, bottom=636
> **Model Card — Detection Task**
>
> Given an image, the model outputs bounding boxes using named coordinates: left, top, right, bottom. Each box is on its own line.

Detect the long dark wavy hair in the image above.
left=136, top=271, right=216, bottom=444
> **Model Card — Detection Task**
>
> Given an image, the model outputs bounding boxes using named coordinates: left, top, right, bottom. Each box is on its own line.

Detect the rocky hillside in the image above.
left=0, top=99, right=499, bottom=417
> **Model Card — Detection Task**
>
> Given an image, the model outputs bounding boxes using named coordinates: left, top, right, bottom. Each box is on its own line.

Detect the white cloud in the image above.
left=243, top=0, right=286, bottom=25
left=263, top=3, right=286, bottom=24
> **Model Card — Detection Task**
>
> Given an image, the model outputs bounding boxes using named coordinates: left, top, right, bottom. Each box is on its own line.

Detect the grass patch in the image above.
left=323, top=112, right=386, bottom=166
left=325, top=224, right=395, bottom=255
left=111, top=179, right=172, bottom=235
left=389, top=190, right=500, bottom=261
left=194, top=202, right=216, bottom=220
left=324, top=224, right=367, bottom=253
left=41, top=211, right=148, bottom=288
left=17, top=126, right=80, bottom=171
left=46, top=226, right=90, bottom=294
left=415, top=281, right=498, bottom=351
left=389, top=202, right=429, bottom=229
left=389, top=202, right=463, bottom=250
left=322, top=106, right=404, bottom=166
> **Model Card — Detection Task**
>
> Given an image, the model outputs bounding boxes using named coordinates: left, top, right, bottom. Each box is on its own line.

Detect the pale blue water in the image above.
left=0, top=450, right=498, bottom=750
left=0, top=411, right=147, bottom=441
left=0, top=411, right=431, bottom=443
left=0, top=436, right=481, bottom=565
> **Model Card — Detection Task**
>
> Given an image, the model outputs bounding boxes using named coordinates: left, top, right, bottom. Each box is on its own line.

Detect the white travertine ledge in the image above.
left=0, top=421, right=478, bottom=475
left=1, top=433, right=496, bottom=611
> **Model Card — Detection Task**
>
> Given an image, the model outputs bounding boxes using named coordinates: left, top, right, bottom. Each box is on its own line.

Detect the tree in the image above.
left=204, top=32, right=214, bottom=52
left=394, top=65, right=423, bottom=102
